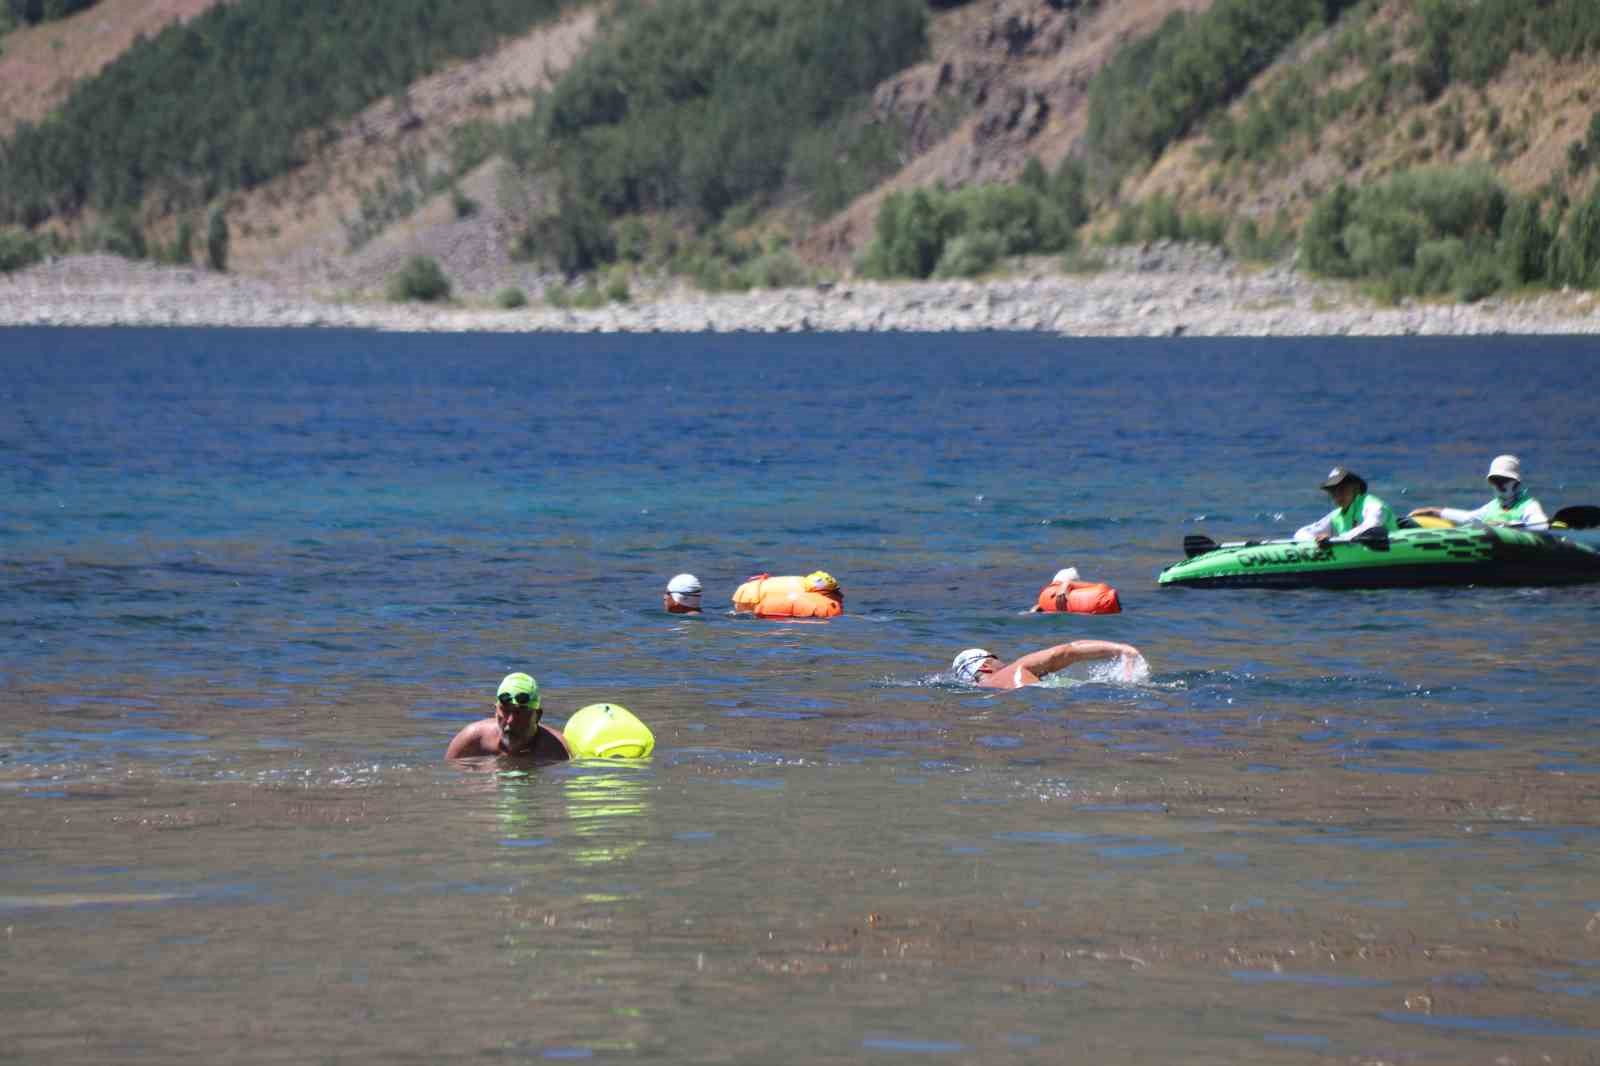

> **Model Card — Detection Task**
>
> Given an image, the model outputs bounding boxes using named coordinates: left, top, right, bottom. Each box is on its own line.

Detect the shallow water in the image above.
left=3, top=328, right=1599, bottom=1064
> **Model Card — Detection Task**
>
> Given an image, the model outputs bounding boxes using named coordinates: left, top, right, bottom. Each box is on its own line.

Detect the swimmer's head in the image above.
left=496, top=672, right=540, bottom=711
left=665, top=573, right=703, bottom=613
left=495, top=672, right=541, bottom=749
left=805, top=570, right=839, bottom=593
left=951, top=648, right=996, bottom=683
left=1052, top=567, right=1080, bottom=585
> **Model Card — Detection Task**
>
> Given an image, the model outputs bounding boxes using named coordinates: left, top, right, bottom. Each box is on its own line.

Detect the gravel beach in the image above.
left=4, top=247, right=1599, bottom=335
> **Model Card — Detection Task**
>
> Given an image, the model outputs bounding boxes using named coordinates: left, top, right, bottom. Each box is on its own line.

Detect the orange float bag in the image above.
left=731, top=574, right=844, bottom=619
left=1035, top=580, right=1121, bottom=615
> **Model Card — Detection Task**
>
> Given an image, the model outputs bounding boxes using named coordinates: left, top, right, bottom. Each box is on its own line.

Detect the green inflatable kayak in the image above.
left=1159, top=524, right=1600, bottom=589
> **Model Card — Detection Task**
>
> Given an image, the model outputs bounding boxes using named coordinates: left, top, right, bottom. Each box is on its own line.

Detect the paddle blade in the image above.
left=1408, top=514, right=1454, bottom=529
left=1183, top=534, right=1219, bottom=558
left=1552, top=505, right=1600, bottom=530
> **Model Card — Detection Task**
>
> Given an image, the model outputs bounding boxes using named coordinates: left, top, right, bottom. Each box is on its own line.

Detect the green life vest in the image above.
left=1481, top=489, right=1536, bottom=524
left=1331, top=492, right=1398, bottom=535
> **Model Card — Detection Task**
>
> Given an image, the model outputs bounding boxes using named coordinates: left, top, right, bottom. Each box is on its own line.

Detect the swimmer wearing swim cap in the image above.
left=664, top=573, right=703, bottom=614
left=951, top=640, right=1142, bottom=690
left=804, top=570, right=838, bottom=592
left=445, top=671, right=571, bottom=761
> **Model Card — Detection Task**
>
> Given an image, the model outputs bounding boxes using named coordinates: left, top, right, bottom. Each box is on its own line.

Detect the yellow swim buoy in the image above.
left=563, top=703, right=655, bottom=759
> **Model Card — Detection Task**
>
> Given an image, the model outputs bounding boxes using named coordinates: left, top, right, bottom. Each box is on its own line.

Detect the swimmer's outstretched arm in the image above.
left=1013, top=640, right=1141, bottom=679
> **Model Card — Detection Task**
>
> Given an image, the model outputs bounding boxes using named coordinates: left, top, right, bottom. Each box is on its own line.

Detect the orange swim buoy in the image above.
left=731, top=571, right=844, bottom=619
left=1035, top=579, right=1121, bottom=615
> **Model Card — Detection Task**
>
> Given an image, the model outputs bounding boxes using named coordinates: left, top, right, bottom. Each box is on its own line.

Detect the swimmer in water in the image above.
left=663, top=573, right=703, bottom=614
left=445, top=672, right=570, bottom=760
left=950, top=641, right=1143, bottom=690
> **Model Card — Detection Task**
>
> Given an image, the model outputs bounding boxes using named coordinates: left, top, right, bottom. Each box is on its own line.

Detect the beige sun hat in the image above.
left=1486, top=455, right=1522, bottom=482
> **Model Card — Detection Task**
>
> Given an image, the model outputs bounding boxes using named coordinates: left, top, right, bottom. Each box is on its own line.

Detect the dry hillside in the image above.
left=1121, top=0, right=1600, bottom=226
left=221, top=6, right=600, bottom=296
left=0, top=0, right=225, bottom=138
left=7, top=0, right=1597, bottom=298
left=800, top=0, right=1212, bottom=267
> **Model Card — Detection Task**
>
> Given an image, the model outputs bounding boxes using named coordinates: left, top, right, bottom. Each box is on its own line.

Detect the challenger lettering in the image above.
left=1237, top=544, right=1335, bottom=568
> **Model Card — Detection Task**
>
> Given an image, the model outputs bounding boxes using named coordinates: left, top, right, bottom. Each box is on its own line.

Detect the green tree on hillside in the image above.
left=514, top=0, right=927, bottom=270
left=205, top=205, right=229, bottom=273
left=1085, top=0, right=1363, bottom=179
left=5, top=0, right=98, bottom=25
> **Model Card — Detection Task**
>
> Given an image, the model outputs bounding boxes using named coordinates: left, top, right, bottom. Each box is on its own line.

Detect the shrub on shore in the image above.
left=0, top=227, right=46, bottom=273
left=1299, top=166, right=1600, bottom=300
left=386, top=256, right=451, bottom=303
left=860, top=180, right=1077, bottom=280
left=206, top=206, right=229, bottom=273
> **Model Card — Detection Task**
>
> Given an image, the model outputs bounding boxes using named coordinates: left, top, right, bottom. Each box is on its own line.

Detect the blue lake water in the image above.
left=2, top=327, right=1599, bottom=1064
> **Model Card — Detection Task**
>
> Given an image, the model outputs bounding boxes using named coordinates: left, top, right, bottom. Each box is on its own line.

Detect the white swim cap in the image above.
left=951, top=648, right=995, bottom=683
left=667, top=573, right=702, bottom=595
left=1052, top=567, right=1080, bottom=585
left=1486, top=455, right=1521, bottom=483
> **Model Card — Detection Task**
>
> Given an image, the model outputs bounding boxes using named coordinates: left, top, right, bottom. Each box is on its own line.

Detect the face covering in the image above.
left=1496, top=481, right=1520, bottom=506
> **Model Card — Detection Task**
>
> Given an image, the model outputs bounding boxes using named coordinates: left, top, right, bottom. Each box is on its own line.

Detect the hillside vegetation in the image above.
left=3, top=0, right=1600, bottom=305
left=1109, top=0, right=1600, bottom=297
left=501, top=0, right=928, bottom=276
left=0, top=0, right=97, bottom=32
left=0, top=0, right=568, bottom=225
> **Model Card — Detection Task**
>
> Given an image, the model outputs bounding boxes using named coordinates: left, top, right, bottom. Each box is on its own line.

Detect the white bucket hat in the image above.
left=1485, top=455, right=1521, bottom=483
left=951, top=648, right=995, bottom=683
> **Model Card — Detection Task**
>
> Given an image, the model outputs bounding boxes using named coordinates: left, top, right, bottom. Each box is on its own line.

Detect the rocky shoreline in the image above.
left=4, top=248, right=1599, bottom=335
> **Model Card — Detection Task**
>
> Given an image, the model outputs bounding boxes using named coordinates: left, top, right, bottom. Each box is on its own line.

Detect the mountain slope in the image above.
left=0, top=0, right=224, bottom=139
left=800, top=0, right=1212, bottom=267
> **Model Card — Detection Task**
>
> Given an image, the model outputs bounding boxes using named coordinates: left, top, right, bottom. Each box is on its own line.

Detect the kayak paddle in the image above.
left=1552, top=505, right=1600, bottom=530
left=1183, top=525, right=1388, bottom=558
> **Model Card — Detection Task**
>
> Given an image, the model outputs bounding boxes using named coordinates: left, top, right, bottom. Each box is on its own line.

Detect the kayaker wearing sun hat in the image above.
left=445, top=672, right=570, bottom=761
left=1407, top=454, right=1548, bottom=530
left=1294, top=466, right=1399, bottom=544
left=950, top=640, right=1142, bottom=690
left=664, top=573, right=703, bottom=614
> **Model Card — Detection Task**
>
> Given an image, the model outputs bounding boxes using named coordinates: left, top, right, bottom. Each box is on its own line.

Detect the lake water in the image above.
left=3, top=328, right=1599, bottom=1064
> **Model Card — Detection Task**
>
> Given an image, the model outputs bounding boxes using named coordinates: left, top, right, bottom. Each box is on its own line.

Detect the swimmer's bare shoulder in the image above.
left=979, top=663, right=1038, bottom=689
left=444, top=721, right=571, bottom=761
left=445, top=719, right=500, bottom=759
left=529, top=725, right=570, bottom=760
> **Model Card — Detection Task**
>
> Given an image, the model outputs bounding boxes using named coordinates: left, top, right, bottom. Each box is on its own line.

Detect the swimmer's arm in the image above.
left=1014, top=641, right=1139, bottom=678
left=445, top=720, right=497, bottom=760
